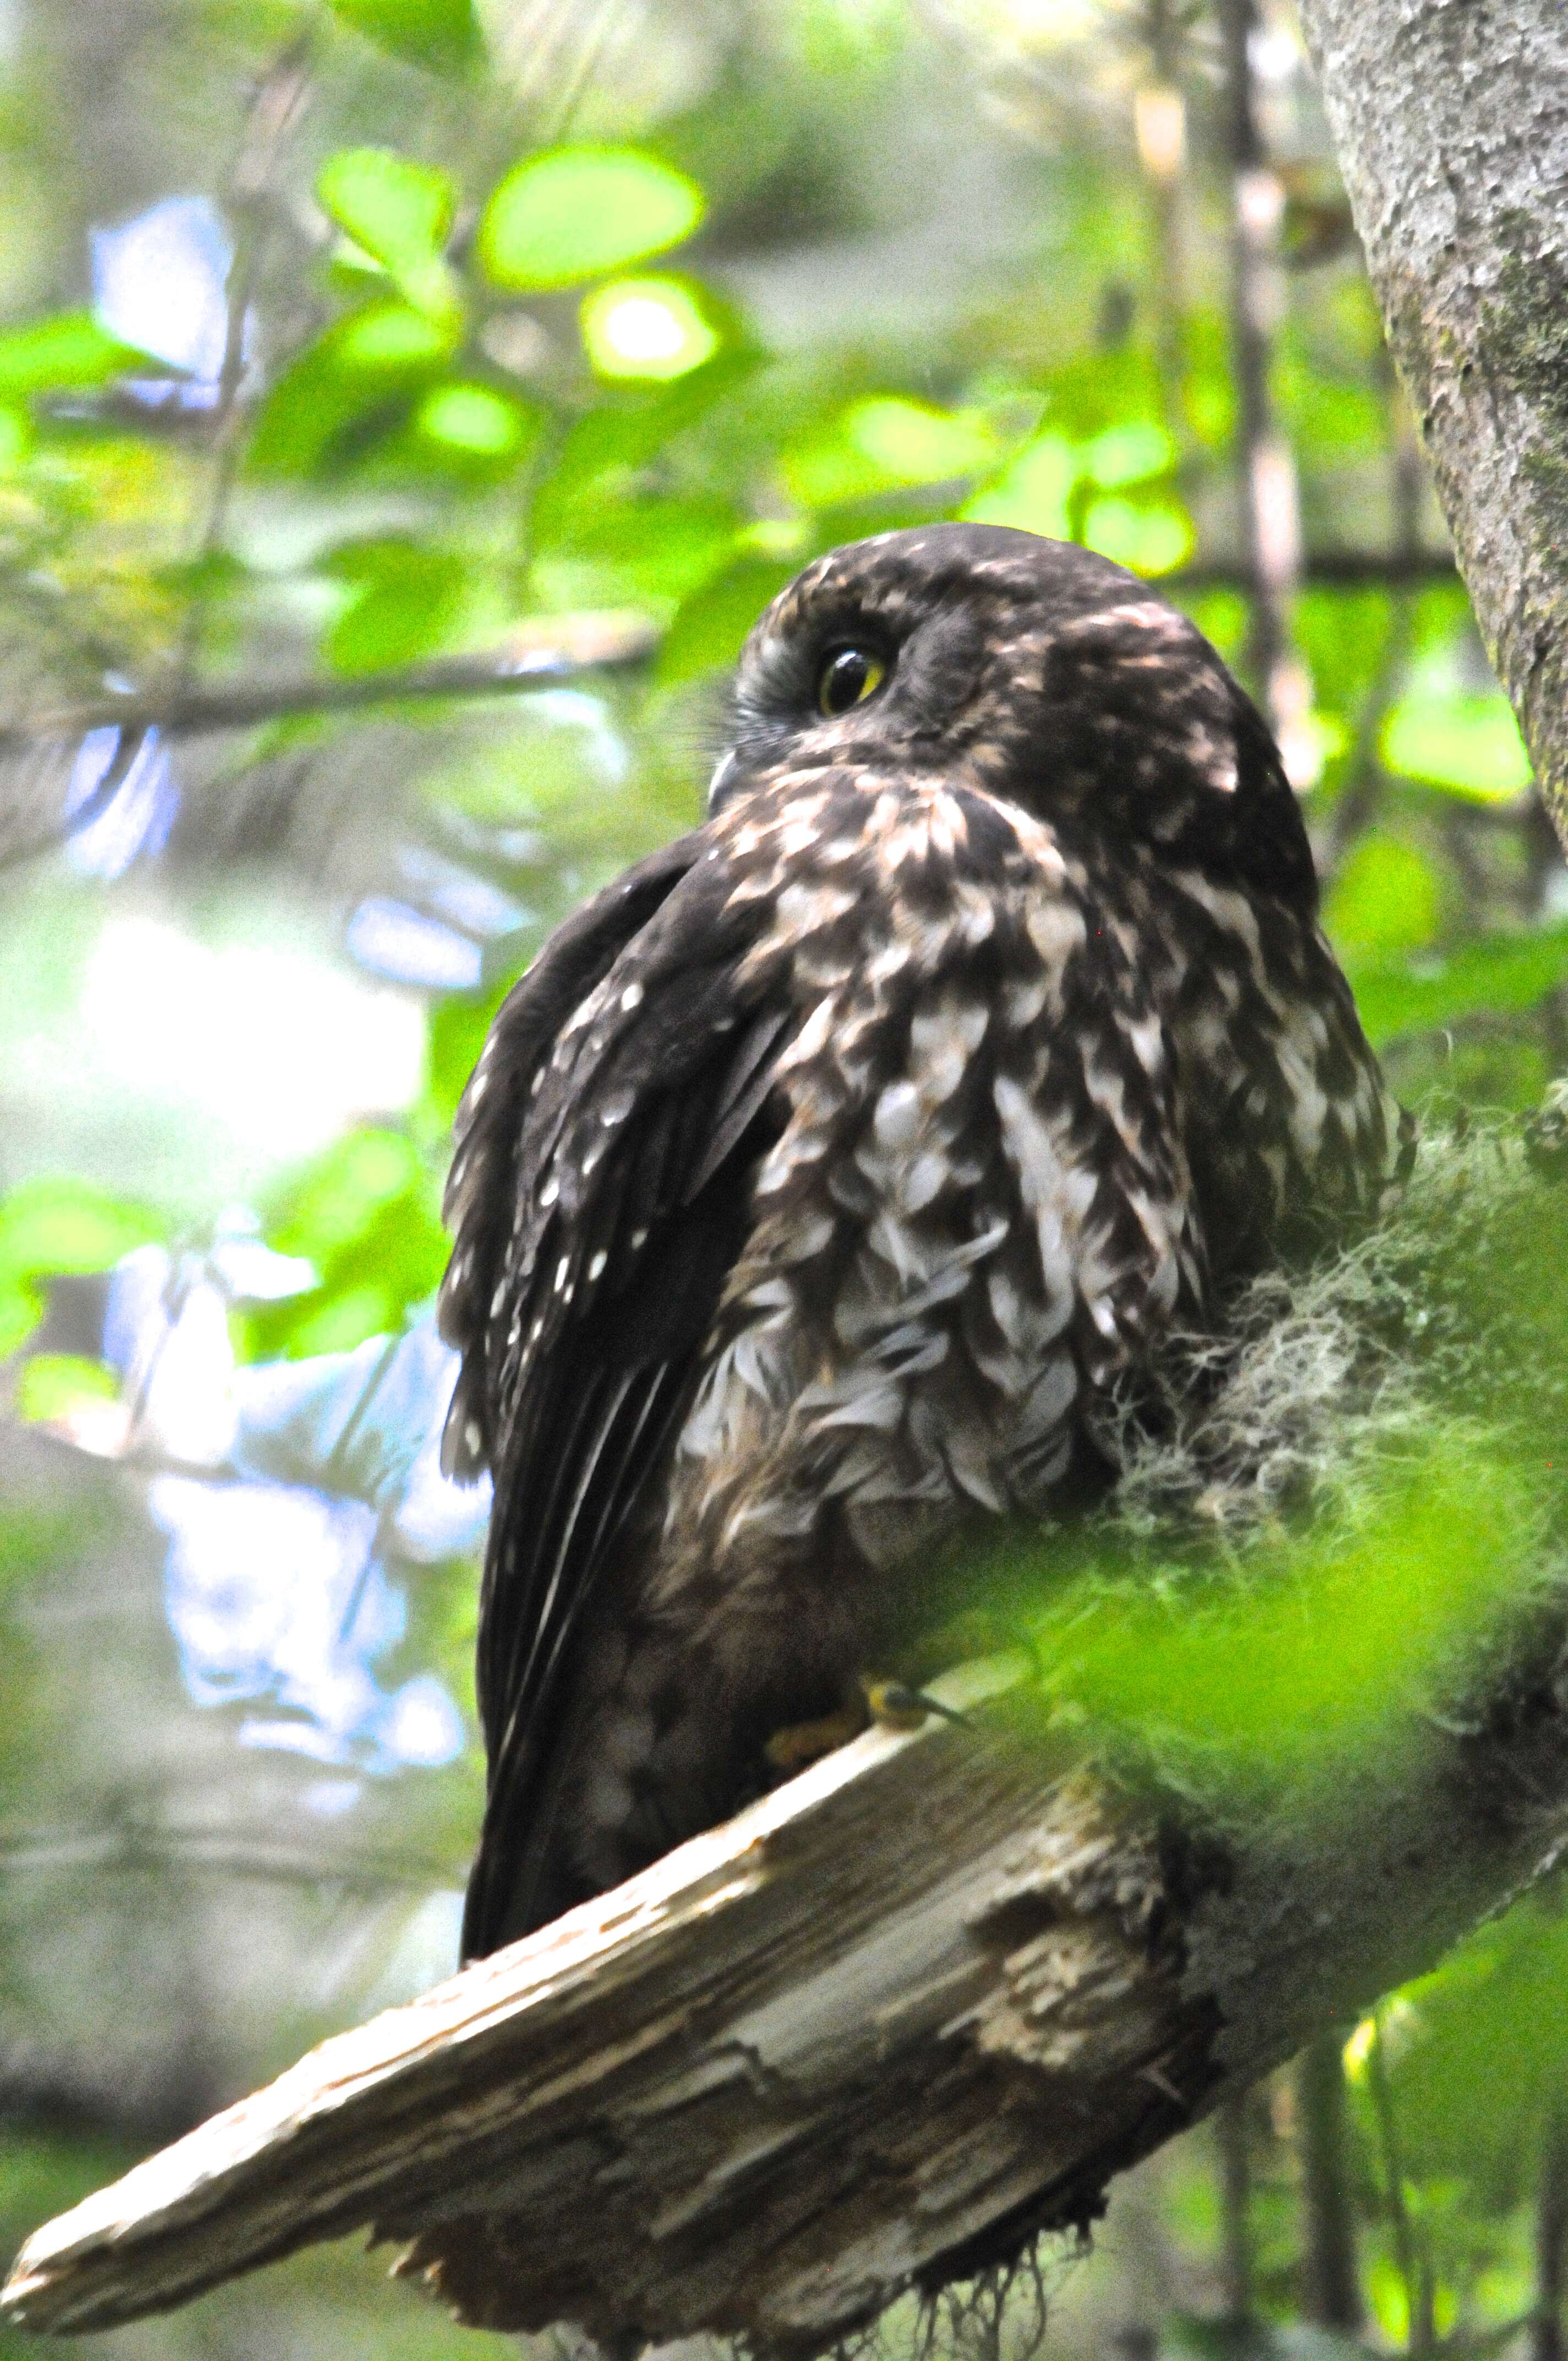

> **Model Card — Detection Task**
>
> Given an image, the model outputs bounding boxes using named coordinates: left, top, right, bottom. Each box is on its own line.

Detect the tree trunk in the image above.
left=1294, top=0, right=1568, bottom=836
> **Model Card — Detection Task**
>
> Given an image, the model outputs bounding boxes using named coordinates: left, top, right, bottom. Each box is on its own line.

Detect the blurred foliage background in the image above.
left=0, top=0, right=1566, bottom=2354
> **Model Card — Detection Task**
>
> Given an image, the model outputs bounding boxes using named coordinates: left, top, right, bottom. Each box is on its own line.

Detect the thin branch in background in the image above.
left=170, top=37, right=312, bottom=695
left=0, top=563, right=1455, bottom=766
left=1366, top=2010, right=1436, bottom=2360
left=1137, top=0, right=1189, bottom=448
left=1322, top=365, right=1428, bottom=879
left=1180, top=550, right=1450, bottom=590
left=1216, top=2091, right=1255, bottom=2333
left=1536, top=2098, right=1568, bottom=2361
left=537, top=0, right=623, bottom=142
left=1297, top=2031, right=1363, bottom=2333
left=0, top=612, right=658, bottom=751
left=1218, top=0, right=1312, bottom=784
left=1108, top=2167, right=1172, bottom=2361
left=1441, top=802, right=1492, bottom=932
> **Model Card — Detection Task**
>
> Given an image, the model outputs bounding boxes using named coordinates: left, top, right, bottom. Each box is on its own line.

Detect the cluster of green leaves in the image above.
left=240, top=1127, right=448, bottom=1361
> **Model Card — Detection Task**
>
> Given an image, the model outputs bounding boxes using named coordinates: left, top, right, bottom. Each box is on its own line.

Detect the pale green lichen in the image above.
left=948, top=1111, right=1568, bottom=1810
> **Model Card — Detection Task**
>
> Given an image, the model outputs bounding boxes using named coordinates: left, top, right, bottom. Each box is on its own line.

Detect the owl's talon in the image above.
left=762, top=1673, right=974, bottom=1774
left=861, top=1676, right=973, bottom=1732
left=763, top=1702, right=868, bottom=1772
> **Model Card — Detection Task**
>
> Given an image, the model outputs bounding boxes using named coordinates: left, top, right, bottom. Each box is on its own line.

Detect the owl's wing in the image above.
left=438, top=829, right=792, bottom=1957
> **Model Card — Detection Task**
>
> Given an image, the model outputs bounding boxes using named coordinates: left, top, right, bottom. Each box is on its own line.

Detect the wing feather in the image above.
left=440, top=831, right=794, bottom=1957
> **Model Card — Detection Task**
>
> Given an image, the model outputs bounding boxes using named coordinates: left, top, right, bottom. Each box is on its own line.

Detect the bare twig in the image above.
left=0, top=1824, right=456, bottom=1896
left=170, top=37, right=312, bottom=694
left=1216, top=2093, right=1255, bottom=2332
left=1219, top=0, right=1311, bottom=779
left=0, top=562, right=1457, bottom=765
left=1366, top=2011, right=1435, bottom=2360
left=0, top=612, right=660, bottom=760
left=1322, top=371, right=1428, bottom=878
left=1137, top=0, right=1189, bottom=445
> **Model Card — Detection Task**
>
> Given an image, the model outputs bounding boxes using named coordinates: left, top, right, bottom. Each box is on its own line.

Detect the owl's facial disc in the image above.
left=712, top=574, right=976, bottom=809
left=707, top=523, right=1315, bottom=905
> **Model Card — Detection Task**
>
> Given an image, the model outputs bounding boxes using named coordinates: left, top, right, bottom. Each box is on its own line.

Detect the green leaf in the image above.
left=426, top=982, right=508, bottom=1130
left=1381, top=690, right=1532, bottom=801
left=580, top=275, right=719, bottom=384
left=1082, top=420, right=1173, bottom=487
left=477, top=146, right=704, bottom=293
left=325, top=0, right=480, bottom=74
left=1348, top=922, right=1568, bottom=1048
left=264, top=1129, right=419, bottom=1264
left=1325, top=833, right=1442, bottom=958
left=413, top=380, right=538, bottom=466
left=540, top=492, right=740, bottom=606
left=248, top=301, right=460, bottom=477
left=0, top=404, right=30, bottom=469
left=0, top=311, right=154, bottom=396
left=1375, top=1899, right=1568, bottom=2204
left=331, top=304, right=458, bottom=373
left=998, top=1431, right=1537, bottom=1789
left=324, top=539, right=468, bottom=673
left=655, top=554, right=796, bottom=686
left=317, top=148, right=460, bottom=320
left=536, top=344, right=758, bottom=521
left=783, top=396, right=997, bottom=510
left=1081, top=491, right=1192, bottom=575
left=246, top=1127, right=448, bottom=1362
left=963, top=432, right=1075, bottom=540
left=0, top=1177, right=160, bottom=1286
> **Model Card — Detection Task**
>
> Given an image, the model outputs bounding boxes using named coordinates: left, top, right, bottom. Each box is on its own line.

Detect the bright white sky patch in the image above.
left=91, top=194, right=233, bottom=382
left=345, top=896, right=485, bottom=991
left=65, top=726, right=179, bottom=878
left=79, top=914, right=426, bottom=1161
left=151, top=1475, right=466, bottom=1772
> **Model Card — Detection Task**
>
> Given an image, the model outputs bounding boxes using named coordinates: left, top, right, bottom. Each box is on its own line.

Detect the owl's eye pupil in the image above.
left=818, top=645, right=886, bottom=717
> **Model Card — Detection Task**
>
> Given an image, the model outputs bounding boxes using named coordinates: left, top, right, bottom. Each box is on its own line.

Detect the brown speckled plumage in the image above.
left=440, top=524, right=1409, bottom=1956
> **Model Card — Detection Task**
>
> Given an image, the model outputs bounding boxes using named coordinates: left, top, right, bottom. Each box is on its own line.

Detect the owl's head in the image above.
left=711, top=522, right=1315, bottom=906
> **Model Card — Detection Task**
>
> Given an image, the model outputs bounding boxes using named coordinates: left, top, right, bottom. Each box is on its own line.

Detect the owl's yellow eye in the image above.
left=817, top=645, right=886, bottom=717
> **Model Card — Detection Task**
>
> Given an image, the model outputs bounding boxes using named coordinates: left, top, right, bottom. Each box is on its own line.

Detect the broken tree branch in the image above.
left=6, top=1620, right=1568, bottom=2354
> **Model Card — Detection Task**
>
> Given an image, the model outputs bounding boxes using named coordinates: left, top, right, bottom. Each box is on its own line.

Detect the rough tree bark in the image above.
left=5, top=1632, right=1568, bottom=2351
left=6, top=9, right=1568, bottom=2350
left=1296, top=0, right=1568, bottom=835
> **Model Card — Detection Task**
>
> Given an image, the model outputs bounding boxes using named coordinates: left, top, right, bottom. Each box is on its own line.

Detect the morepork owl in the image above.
left=439, top=523, right=1408, bottom=1959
